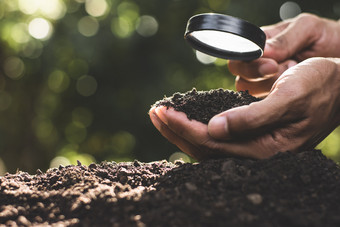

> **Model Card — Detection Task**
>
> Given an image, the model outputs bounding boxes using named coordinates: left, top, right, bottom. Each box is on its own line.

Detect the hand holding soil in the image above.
left=150, top=58, right=340, bottom=160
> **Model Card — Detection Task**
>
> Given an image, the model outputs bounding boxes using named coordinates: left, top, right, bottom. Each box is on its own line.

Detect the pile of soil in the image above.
left=1, top=88, right=340, bottom=226
left=1, top=151, right=340, bottom=226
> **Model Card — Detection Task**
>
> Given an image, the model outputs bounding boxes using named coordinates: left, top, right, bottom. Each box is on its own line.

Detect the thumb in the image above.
left=207, top=96, right=287, bottom=140
left=263, top=14, right=319, bottom=62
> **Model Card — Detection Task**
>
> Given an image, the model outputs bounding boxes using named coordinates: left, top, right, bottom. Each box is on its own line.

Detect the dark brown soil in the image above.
left=1, top=151, right=340, bottom=226
left=154, top=88, right=261, bottom=124
left=1, top=89, right=340, bottom=226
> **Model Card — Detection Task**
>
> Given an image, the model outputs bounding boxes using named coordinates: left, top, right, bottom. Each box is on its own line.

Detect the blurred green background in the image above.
left=0, top=0, right=339, bottom=174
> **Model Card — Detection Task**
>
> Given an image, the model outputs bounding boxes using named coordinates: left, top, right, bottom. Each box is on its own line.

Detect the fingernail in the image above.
left=208, top=116, right=230, bottom=140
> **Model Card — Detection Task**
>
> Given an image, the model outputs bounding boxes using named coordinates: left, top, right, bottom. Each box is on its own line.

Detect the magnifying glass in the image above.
left=184, top=13, right=266, bottom=61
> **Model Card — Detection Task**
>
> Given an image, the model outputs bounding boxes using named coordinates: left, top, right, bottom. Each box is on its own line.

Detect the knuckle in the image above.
left=296, top=13, right=320, bottom=27
left=296, top=13, right=317, bottom=23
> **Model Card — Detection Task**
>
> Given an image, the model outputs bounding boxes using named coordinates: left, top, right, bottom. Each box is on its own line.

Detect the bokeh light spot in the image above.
left=57, top=143, right=96, bottom=166
left=117, top=2, right=140, bottom=21
left=279, top=1, right=301, bottom=20
left=111, top=17, right=134, bottom=38
left=33, top=118, right=54, bottom=140
left=78, top=16, right=99, bottom=37
left=85, top=0, right=108, bottom=17
left=11, top=23, right=30, bottom=44
left=76, top=75, right=98, bottom=97
left=3, top=57, right=25, bottom=80
left=136, top=15, right=159, bottom=37
left=111, top=131, right=136, bottom=155
left=48, top=70, right=70, bottom=93
left=28, top=18, right=53, bottom=40
left=49, top=156, right=71, bottom=168
left=317, top=128, right=340, bottom=159
left=169, top=152, right=191, bottom=163
left=39, top=0, right=66, bottom=20
left=18, top=0, right=66, bottom=19
left=214, top=58, right=228, bottom=66
left=111, top=2, right=140, bottom=38
left=196, top=51, right=217, bottom=64
left=18, top=0, right=40, bottom=15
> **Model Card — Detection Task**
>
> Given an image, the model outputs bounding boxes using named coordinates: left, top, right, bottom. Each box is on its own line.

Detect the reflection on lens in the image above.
left=190, top=30, right=260, bottom=53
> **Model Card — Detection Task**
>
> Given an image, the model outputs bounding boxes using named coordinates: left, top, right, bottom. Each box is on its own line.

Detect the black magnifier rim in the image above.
left=184, top=13, right=266, bottom=61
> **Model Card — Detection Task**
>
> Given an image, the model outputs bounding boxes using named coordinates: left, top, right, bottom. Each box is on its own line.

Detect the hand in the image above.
left=150, top=58, right=340, bottom=160
left=228, top=13, right=340, bottom=97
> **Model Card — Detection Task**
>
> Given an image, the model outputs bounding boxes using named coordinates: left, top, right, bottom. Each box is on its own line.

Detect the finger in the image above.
left=261, top=19, right=291, bottom=39
left=149, top=107, right=203, bottom=159
left=208, top=92, right=295, bottom=140
left=153, top=107, right=280, bottom=159
left=211, top=134, right=281, bottom=159
left=235, top=75, right=279, bottom=97
left=155, top=106, right=209, bottom=143
left=235, top=60, right=297, bottom=96
left=263, top=14, right=322, bottom=62
left=228, top=58, right=279, bottom=79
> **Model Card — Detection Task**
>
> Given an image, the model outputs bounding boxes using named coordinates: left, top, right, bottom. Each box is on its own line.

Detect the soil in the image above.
left=154, top=88, right=261, bottom=124
left=1, top=151, right=340, bottom=227
left=1, top=88, right=340, bottom=227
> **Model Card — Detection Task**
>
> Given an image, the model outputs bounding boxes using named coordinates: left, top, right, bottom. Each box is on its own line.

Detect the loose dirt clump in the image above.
left=154, top=88, right=261, bottom=124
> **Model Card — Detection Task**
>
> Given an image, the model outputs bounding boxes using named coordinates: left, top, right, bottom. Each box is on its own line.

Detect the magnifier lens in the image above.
left=185, top=14, right=266, bottom=61
left=189, top=30, right=261, bottom=53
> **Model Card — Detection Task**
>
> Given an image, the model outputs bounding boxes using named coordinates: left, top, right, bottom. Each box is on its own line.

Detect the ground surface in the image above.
left=1, top=151, right=340, bottom=226
left=1, top=89, right=340, bottom=226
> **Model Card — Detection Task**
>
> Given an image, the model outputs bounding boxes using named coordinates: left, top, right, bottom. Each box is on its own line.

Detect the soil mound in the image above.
left=1, top=151, right=340, bottom=226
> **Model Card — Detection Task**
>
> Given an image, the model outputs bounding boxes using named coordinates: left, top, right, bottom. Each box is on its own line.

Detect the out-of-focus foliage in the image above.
left=0, top=0, right=339, bottom=174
